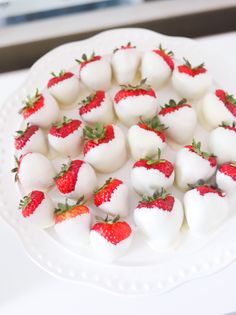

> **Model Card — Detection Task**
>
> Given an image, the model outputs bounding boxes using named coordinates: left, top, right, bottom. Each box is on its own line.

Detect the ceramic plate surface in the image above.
left=1, top=28, right=236, bottom=296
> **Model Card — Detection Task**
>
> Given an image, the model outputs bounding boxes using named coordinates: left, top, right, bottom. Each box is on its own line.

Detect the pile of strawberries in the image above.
left=12, top=42, right=236, bottom=263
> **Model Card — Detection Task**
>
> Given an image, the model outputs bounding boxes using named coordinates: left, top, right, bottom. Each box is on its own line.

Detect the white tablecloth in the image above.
left=1, top=32, right=236, bottom=315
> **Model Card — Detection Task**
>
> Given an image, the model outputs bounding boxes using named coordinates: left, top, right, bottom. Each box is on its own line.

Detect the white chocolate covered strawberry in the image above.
left=19, top=190, right=54, bottom=228
left=12, top=153, right=56, bottom=193
left=47, top=70, right=80, bottom=106
left=112, top=42, right=141, bottom=85
left=54, top=159, right=97, bottom=200
left=14, top=124, right=48, bottom=156
left=76, top=53, right=112, bottom=91
left=216, top=162, right=236, bottom=193
left=94, top=178, right=129, bottom=217
left=184, top=184, right=229, bottom=235
left=54, top=197, right=91, bottom=245
left=159, top=99, right=197, bottom=144
left=48, top=116, right=83, bottom=157
left=201, top=89, right=236, bottom=129
left=131, top=149, right=175, bottom=196
left=114, top=79, right=158, bottom=126
left=83, top=124, right=126, bottom=173
left=79, top=91, right=114, bottom=125
left=172, top=58, right=212, bottom=100
left=141, top=45, right=174, bottom=88
left=209, top=122, right=236, bottom=164
left=175, top=139, right=217, bottom=191
left=90, top=215, right=132, bottom=263
left=19, top=89, right=60, bottom=128
left=134, top=189, right=183, bottom=248
left=127, top=116, right=166, bottom=160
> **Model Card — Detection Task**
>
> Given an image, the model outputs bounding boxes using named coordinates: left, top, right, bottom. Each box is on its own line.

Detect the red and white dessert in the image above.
left=47, top=70, right=80, bottom=105
left=54, top=159, right=97, bottom=200
left=54, top=197, right=91, bottom=245
left=12, top=153, right=55, bottom=192
left=134, top=189, right=183, bottom=248
left=94, top=178, right=129, bottom=217
left=201, top=89, right=236, bottom=129
left=112, top=42, right=141, bottom=85
left=79, top=91, right=114, bottom=125
left=175, top=139, right=216, bottom=190
left=83, top=124, right=126, bottom=173
left=114, top=79, right=158, bottom=126
left=76, top=53, right=112, bottom=91
left=184, top=184, right=229, bottom=235
left=14, top=124, right=48, bottom=156
left=209, top=122, right=236, bottom=164
left=127, top=116, right=166, bottom=160
left=48, top=116, right=83, bottom=157
left=131, top=149, right=175, bottom=195
left=172, top=58, right=212, bottom=99
left=90, top=216, right=132, bottom=262
left=19, top=89, right=60, bottom=128
left=159, top=99, right=197, bottom=144
left=19, top=190, right=54, bottom=228
left=216, top=162, right=236, bottom=193
left=141, top=45, right=174, bottom=88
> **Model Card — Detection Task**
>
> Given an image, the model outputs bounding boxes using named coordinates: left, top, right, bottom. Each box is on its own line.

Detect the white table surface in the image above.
left=1, top=32, right=236, bottom=315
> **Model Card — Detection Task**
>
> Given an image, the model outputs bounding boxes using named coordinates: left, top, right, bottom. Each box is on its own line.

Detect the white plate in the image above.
left=1, top=28, right=236, bottom=296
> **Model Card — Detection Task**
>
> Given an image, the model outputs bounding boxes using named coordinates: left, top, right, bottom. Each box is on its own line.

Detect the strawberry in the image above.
left=175, top=139, right=216, bottom=190
left=76, top=52, right=112, bottom=90
left=19, top=190, right=54, bottom=228
left=54, top=196, right=91, bottom=245
left=159, top=99, right=197, bottom=144
left=114, top=79, right=158, bottom=126
left=131, top=149, right=175, bottom=195
left=48, top=116, right=83, bottom=157
left=134, top=189, right=183, bottom=248
left=209, top=122, right=236, bottom=164
left=128, top=116, right=167, bottom=160
left=215, top=89, right=236, bottom=117
left=216, top=162, right=236, bottom=192
left=112, top=42, right=141, bottom=85
left=79, top=91, right=114, bottom=125
left=83, top=123, right=126, bottom=173
left=54, top=159, right=97, bottom=199
left=172, top=58, right=212, bottom=99
left=19, top=89, right=59, bottom=127
left=94, top=178, right=129, bottom=217
left=90, top=215, right=132, bottom=262
left=141, top=44, right=174, bottom=88
left=14, top=123, right=48, bottom=155
left=184, top=182, right=228, bottom=235
left=47, top=70, right=80, bottom=105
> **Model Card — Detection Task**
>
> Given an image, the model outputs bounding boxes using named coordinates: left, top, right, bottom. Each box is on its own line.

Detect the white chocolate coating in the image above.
left=115, top=94, right=158, bottom=127
left=172, top=70, right=212, bottom=100
left=24, top=193, right=55, bottom=228
left=209, top=127, right=236, bottom=164
left=134, top=197, right=183, bottom=248
left=112, top=48, right=141, bottom=85
left=175, top=147, right=216, bottom=190
left=141, top=51, right=172, bottom=88
left=184, top=189, right=229, bottom=235
left=80, top=58, right=112, bottom=91
left=48, top=75, right=80, bottom=105
left=55, top=212, right=91, bottom=245
left=128, top=125, right=165, bottom=160
left=90, top=231, right=132, bottom=263
left=216, top=170, right=236, bottom=193
left=25, top=91, right=60, bottom=128
left=159, top=106, right=197, bottom=145
left=84, top=125, right=127, bottom=173
left=131, top=166, right=174, bottom=196
left=17, top=128, right=48, bottom=156
left=48, top=126, right=83, bottom=157
left=18, top=153, right=56, bottom=193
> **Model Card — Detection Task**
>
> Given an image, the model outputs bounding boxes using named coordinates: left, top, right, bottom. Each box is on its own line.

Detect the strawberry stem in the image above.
left=75, top=52, right=95, bottom=64
left=54, top=161, right=72, bottom=180
left=162, top=98, right=187, bottom=109
left=19, top=195, right=31, bottom=210
left=139, top=116, right=167, bottom=132
left=55, top=196, right=85, bottom=214
left=120, top=78, right=151, bottom=91
left=141, top=188, right=169, bottom=203
left=95, top=214, right=120, bottom=224
left=143, top=148, right=163, bottom=165
left=14, top=123, right=30, bottom=139
left=158, top=44, right=174, bottom=57
left=183, top=58, right=205, bottom=71
left=52, top=116, right=72, bottom=129
left=83, top=123, right=106, bottom=143
left=94, top=177, right=112, bottom=195
left=79, top=92, right=96, bottom=106
left=190, top=139, right=214, bottom=160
